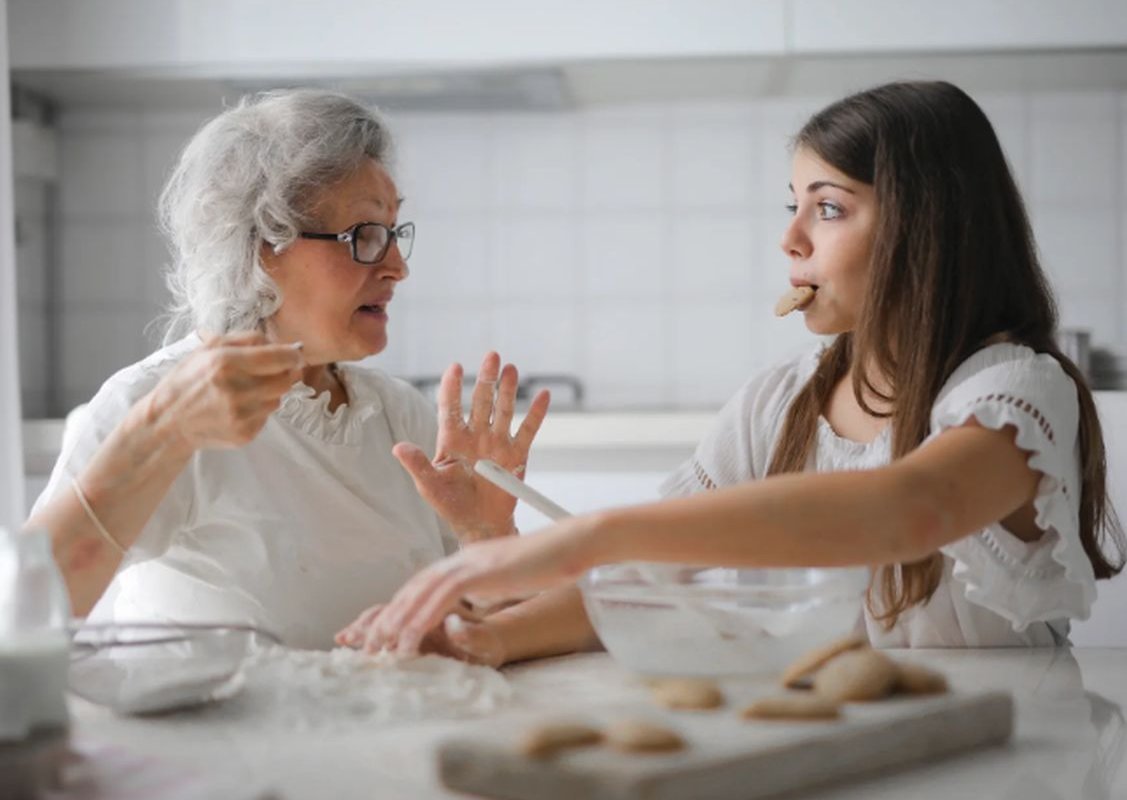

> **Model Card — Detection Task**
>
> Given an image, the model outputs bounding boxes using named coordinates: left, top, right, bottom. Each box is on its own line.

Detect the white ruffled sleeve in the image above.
left=659, top=349, right=820, bottom=498
left=29, top=343, right=198, bottom=563
left=929, top=346, right=1096, bottom=630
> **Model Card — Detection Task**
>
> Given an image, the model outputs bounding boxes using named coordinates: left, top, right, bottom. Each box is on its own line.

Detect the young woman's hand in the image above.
left=336, top=517, right=602, bottom=656
left=144, top=331, right=303, bottom=452
left=394, top=352, right=550, bottom=543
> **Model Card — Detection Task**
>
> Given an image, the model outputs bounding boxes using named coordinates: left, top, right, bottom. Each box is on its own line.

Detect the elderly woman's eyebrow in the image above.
left=349, top=196, right=404, bottom=217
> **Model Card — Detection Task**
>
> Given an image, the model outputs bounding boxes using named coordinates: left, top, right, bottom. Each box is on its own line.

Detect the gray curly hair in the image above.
left=158, top=88, right=394, bottom=341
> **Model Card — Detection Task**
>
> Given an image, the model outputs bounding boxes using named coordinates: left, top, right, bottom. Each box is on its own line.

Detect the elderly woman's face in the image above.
left=263, top=158, right=407, bottom=363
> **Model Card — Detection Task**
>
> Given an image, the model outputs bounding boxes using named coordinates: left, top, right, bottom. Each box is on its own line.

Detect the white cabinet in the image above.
left=791, top=0, right=1127, bottom=53
left=10, top=0, right=1127, bottom=75
left=6, top=0, right=788, bottom=72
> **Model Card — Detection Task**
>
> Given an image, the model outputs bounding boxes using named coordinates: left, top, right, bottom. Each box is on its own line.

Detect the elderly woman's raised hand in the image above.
left=393, top=352, right=550, bottom=543
left=145, top=331, right=304, bottom=451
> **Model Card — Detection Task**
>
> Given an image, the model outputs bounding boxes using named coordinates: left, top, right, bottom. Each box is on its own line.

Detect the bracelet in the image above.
left=69, top=476, right=126, bottom=556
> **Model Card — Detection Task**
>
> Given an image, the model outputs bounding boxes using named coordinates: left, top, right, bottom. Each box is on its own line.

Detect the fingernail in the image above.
left=291, top=341, right=304, bottom=350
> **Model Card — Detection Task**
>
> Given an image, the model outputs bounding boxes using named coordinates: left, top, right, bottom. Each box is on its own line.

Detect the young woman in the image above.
left=339, top=80, right=1125, bottom=659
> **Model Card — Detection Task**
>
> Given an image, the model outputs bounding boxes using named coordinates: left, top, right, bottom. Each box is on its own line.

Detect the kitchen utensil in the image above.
left=473, top=460, right=746, bottom=641
left=474, top=459, right=572, bottom=522
left=67, top=621, right=280, bottom=715
left=474, top=460, right=869, bottom=674
left=580, top=564, right=868, bottom=676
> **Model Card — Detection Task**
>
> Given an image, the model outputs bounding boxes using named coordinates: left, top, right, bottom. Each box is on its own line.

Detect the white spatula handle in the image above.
left=474, top=460, right=572, bottom=522
left=474, top=460, right=745, bottom=640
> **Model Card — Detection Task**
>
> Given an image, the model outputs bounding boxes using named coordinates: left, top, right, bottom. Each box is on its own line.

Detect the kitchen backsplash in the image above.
left=14, top=90, right=1127, bottom=417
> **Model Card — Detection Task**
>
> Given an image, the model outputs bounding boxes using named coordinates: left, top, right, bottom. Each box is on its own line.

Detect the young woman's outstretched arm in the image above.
left=345, top=420, right=1041, bottom=655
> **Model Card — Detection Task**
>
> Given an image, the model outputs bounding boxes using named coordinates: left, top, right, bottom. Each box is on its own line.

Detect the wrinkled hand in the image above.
left=145, top=331, right=303, bottom=451
left=394, top=352, right=550, bottom=543
left=336, top=517, right=600, bottom=656
left=335, top=602, right=506, bottom=668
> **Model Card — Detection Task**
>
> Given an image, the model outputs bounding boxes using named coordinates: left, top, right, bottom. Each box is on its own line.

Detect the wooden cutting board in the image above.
left=437, top=690, right=1012, bottom=800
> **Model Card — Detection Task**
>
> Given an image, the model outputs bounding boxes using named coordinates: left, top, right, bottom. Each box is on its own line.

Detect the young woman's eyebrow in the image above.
left=787, top=181, right=857, bottom=195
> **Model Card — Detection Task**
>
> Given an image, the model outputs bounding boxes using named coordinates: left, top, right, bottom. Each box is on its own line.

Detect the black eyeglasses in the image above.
left=299, top=221, right=415, bottom=265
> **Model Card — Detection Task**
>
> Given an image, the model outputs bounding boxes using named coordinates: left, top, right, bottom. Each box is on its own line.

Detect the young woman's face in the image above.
left=263, top=158, right=408, bottom=365
left=780, top=147, right=877, bottom=335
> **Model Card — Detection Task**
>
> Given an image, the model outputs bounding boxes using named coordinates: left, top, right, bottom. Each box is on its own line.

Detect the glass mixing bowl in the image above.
left=579, top=563, right=870, bottom=677
left=67, top=622, right=280, bottom=714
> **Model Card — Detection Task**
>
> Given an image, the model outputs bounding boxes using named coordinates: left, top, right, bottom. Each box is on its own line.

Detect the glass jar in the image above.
left=0, top=527, right=71, bottom=740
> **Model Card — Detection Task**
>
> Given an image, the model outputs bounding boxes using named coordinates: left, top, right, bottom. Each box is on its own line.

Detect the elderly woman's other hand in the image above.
left=145, top=331, right=304, bottom=451
left=336, top=515, right=601, bottom=656
left=393, top=351, right=550, bottom=543
left=335, top=602, right=507, bottom=667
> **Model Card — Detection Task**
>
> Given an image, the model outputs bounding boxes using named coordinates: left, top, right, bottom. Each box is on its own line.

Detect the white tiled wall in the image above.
left=16, top=88, right=1127, bottom=414
left=15, top=177, right=51, bottom=416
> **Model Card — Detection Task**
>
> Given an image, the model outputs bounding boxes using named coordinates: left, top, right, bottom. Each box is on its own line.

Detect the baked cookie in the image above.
left=742, top=693, right=841, bottom=721
left=519, top=722, right=603, bottom=758
left=649, top=678, right=725, bottom=710
left=604, top=719, right=686, bottom=753
left=780, top=634, right=868, bottom=689
left=774, top=285, right=816, bottom=316
left=893, top=662, right=949, bottom=695
left=813, top=649, right=898, bottom=703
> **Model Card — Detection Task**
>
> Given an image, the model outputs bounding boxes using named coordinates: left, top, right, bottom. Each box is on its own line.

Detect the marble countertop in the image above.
left=55, top=647, right=1127, bottom=800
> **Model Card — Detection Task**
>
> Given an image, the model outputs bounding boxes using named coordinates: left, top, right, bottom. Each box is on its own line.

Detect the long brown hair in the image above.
left=766, top=81, right=1124, bottom=626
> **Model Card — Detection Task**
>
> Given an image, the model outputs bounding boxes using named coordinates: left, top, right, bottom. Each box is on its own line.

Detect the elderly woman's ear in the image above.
left=258, top=239, right=282, bottom=272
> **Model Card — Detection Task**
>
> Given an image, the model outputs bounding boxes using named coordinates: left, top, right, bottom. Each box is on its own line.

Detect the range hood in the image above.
left=12, top=48, right=1127, bottom=113
left=9, top=0, right=1127, bottom=111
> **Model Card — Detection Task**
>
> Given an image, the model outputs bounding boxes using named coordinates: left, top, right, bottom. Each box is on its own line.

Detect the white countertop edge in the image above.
left=528, top=412, right=715, bottom=448
left=20, top=390, right=1127, bottom=471
left=19, top=412, right=716, bottom=457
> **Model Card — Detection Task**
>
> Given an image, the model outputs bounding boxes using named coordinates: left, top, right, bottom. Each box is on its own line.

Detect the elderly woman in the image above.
left=26, top=89, right=548, bottom=649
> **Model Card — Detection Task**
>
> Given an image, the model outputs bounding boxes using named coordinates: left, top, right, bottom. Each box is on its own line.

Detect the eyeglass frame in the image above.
left=298, top=221, right=415, bottom=265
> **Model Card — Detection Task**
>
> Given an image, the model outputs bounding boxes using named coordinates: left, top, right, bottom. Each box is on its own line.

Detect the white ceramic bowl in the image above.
left=579, top=563, right=870, bottom=677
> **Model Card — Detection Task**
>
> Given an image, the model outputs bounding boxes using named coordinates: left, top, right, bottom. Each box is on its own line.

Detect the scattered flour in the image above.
left=234, top=645, right=512, bottom=730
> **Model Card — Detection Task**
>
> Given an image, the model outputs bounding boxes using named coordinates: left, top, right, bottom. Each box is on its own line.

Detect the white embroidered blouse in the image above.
left=660, top=343, right=1096, bottom=647
left=31, top=334, right=457, bottom=649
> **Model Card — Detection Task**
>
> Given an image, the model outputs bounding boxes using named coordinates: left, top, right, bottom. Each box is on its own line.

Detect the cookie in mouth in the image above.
left=774, top=285, right=816, bottom=317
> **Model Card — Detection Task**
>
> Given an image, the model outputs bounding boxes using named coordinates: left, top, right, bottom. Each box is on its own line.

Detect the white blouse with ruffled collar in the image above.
left=31, top=334, right=457, bottom=649
left=661, top=342, right=1093, bottom=648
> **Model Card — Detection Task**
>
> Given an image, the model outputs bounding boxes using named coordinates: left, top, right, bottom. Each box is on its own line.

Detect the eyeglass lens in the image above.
left=355, top=223, right=414, bottom=263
